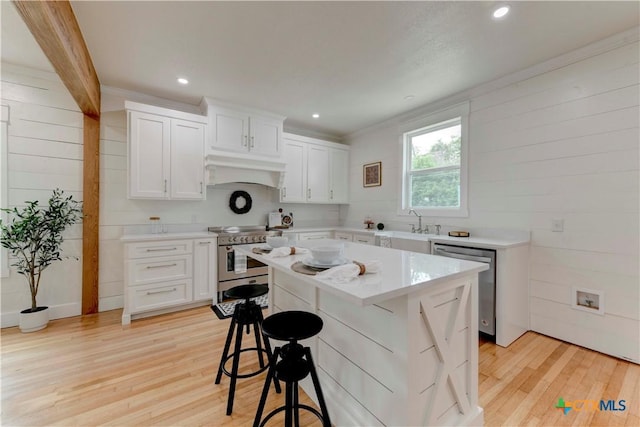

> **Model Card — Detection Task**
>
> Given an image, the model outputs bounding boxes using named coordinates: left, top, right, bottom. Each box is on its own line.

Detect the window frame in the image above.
left=398, top=102, right=469, bottom=218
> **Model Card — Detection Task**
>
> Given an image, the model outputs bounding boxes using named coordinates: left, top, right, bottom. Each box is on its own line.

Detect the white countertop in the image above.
left=283, top=226, right=529, bottom=249
left=118, top=226, right=528, bottom=249
left=235, top=240, right=488, bottom=306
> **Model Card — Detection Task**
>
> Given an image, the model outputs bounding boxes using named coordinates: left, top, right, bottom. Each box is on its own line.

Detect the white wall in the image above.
left=1, top=64, right=84, bottom=326
left=344, top=33, right=639, bottom=362
left=1, top=64, right=340, bottom=326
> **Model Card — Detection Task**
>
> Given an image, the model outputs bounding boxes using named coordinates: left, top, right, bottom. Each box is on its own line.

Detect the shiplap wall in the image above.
left=1, top=65, right=340, bottom=326
left=345, top=35, right=639, bottom=362
left=1, top=64, right=84, bottom=326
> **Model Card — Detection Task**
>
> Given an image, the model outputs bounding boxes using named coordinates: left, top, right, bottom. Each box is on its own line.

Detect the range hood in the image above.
left=205, top=152, right=286, bottom=188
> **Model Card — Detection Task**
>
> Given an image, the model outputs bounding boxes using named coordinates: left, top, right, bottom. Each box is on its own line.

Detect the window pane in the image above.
left=410, top=169, right=460, bottom=208
left=410, top=123, right=461, bottom=170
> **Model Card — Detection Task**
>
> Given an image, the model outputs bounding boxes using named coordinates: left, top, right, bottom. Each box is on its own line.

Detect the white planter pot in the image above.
left=19, top=306, right=49, bottom=333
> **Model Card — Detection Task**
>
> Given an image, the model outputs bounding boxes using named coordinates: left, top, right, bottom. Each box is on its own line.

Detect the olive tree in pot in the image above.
left=0, top=189, right=82, bottom=332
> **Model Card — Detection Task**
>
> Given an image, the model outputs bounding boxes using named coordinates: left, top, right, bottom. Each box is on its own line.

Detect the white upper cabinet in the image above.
left=281, top=138, right=307, bottom=202
left=307, top=144, right=330, bottom=202
left=127, top=101, right=207, bottom=200
left=128, top=111, right=171, bottom=199
left=280, top=133, right=350, bottom=204
left=207, top=102, right=283, bottom=158
left=170, top=120, right=206, bottom=199
left=329, top=147, right=349, bottom=203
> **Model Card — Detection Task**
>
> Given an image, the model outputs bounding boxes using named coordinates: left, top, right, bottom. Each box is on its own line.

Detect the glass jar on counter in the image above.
left=149, top=216, right=161, bottom=234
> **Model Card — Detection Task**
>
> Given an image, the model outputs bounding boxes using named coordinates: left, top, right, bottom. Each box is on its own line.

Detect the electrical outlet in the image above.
left=551, top=218, right=564, bottom=232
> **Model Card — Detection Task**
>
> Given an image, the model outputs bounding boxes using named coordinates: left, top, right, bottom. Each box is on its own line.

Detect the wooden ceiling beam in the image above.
left=12, top=0, right=101, bottom=117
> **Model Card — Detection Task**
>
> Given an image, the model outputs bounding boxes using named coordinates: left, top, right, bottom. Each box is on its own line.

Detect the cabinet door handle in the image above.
left=146, top=288, right=177, bottom=295
left=145, top=247, right=177, bottom=252
left=146, top=263, right=177, bottom=269
left=307, top=188, right=311, bottom=199
left=243, top=135, right=248, bottom=147
left=200, top=182, right=203, bottom=194
left=330, top=189, right=333, bottom=199
left=164, top=179, right=167, bottom=193
left=283, top=187, right=286, bottom=198
left=250, top=136, right=255, bottom=148
left=199, top=241, right=211, bottom=245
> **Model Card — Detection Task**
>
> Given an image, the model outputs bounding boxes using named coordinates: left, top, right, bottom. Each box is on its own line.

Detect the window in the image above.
left=401, top=102, right=468, bottom=217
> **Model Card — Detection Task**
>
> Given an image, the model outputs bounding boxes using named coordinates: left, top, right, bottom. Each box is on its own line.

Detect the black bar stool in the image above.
left=213, top=284, right=280, bottom=415
left=254, top=310, right=331, bottom=427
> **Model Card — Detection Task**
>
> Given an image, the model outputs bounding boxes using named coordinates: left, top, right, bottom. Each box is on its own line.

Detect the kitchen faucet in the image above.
left=408, top=209, right=422, bottom=233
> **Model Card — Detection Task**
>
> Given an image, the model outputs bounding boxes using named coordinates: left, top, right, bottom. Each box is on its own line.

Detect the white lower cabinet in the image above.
left=333, top=231, right=353, bottom=241
left=297, top=232, right=332, bottom=241
left=193, top=238, right=217, bottom=301
left=129, top=280, right=193, bottom=314
left=333, top=231, right=374, bottom=245
left=122, top=237, right=217, bottom=325
left=353, top=233, right=375, bottom=245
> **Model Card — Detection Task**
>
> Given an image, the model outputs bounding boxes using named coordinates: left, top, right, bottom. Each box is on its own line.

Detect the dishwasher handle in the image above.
left=433, top=248, right=492, bottom=263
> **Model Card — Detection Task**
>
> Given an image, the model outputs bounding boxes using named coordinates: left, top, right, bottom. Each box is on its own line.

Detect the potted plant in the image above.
left=0, top=189, right=82, bottom=332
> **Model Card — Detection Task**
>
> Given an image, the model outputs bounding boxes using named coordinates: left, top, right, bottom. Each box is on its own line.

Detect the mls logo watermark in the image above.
left=555, top=397, right=627, bottom=415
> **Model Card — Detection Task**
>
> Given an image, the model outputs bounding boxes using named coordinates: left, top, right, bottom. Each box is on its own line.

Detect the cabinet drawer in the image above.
left=126, top=240, right=193, bottom=259
left=129, top=280, right=193, bottom=313
left=353, top=234, right=375, bottom=245
left=298, top=232, right=331, bottom=241
left=334, top=232, right=353, bottom=241
left=127, top=255, right=192, bottom=286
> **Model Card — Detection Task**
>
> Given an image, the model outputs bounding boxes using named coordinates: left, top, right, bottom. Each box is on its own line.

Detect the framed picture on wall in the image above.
left=363, top=161, right=382, bottom=187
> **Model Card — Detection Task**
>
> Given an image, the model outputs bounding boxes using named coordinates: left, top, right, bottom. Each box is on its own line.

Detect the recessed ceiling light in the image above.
left=404, top=95, right=415, bottom=101
left=492, top=5, right=510, bottom=19
left=177, top=77, right=189, bottom=85
left=312, top=113, right=320, bottom=119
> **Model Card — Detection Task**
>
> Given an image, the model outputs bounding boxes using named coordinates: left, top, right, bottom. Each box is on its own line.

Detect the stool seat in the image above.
left=261, top=310, right=323, bottom=342
left=224, top=283, right=268, bottom=301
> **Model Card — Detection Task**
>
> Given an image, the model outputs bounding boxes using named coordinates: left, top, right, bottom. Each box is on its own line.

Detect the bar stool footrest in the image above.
left=258, top=404, right=326, bottom=427
left=221, top=347, right=271, bottom=379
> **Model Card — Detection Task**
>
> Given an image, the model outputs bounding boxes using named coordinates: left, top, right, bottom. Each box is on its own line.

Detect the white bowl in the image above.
left=266, top=236, right=289, bottom=248
left=310, top=245, right=344, bottom=263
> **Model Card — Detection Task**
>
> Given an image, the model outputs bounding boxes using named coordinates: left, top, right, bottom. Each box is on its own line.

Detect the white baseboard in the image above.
left=1, top=302, right=81, bottom=328
left=99, top=295, right=123, bottom=312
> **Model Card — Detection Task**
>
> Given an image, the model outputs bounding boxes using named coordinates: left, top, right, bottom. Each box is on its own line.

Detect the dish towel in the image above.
left=316, top=260, right=381, bottom=283
left=234, top=252, right=247, bottom=273
left=267, top=247, right=310, bottom=257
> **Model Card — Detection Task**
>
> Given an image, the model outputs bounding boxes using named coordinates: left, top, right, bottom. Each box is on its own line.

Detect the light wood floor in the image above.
left=2, top=306, right=638, bottom=426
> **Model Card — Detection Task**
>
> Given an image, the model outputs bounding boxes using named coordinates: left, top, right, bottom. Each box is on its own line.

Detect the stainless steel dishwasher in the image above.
left=432, top=243, right=497, bottom=337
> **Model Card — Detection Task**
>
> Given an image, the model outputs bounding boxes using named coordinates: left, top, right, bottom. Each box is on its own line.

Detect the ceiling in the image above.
left=2, top=1, right=639, bottom=138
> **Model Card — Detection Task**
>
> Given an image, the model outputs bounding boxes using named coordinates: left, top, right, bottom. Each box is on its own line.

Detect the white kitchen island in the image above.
left=235, top=240, right=489, bottom=427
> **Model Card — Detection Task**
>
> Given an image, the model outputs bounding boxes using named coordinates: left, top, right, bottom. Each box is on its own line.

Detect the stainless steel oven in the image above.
left=208, top=226, right=282, bottom=299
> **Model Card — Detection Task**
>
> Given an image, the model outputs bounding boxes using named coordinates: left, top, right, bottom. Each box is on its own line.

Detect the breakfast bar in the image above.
left=235, top=240, right=489, bottom=426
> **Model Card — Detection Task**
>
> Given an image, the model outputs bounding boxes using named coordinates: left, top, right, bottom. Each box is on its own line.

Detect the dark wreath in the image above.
left=229, top=190, right=252, bottom=214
